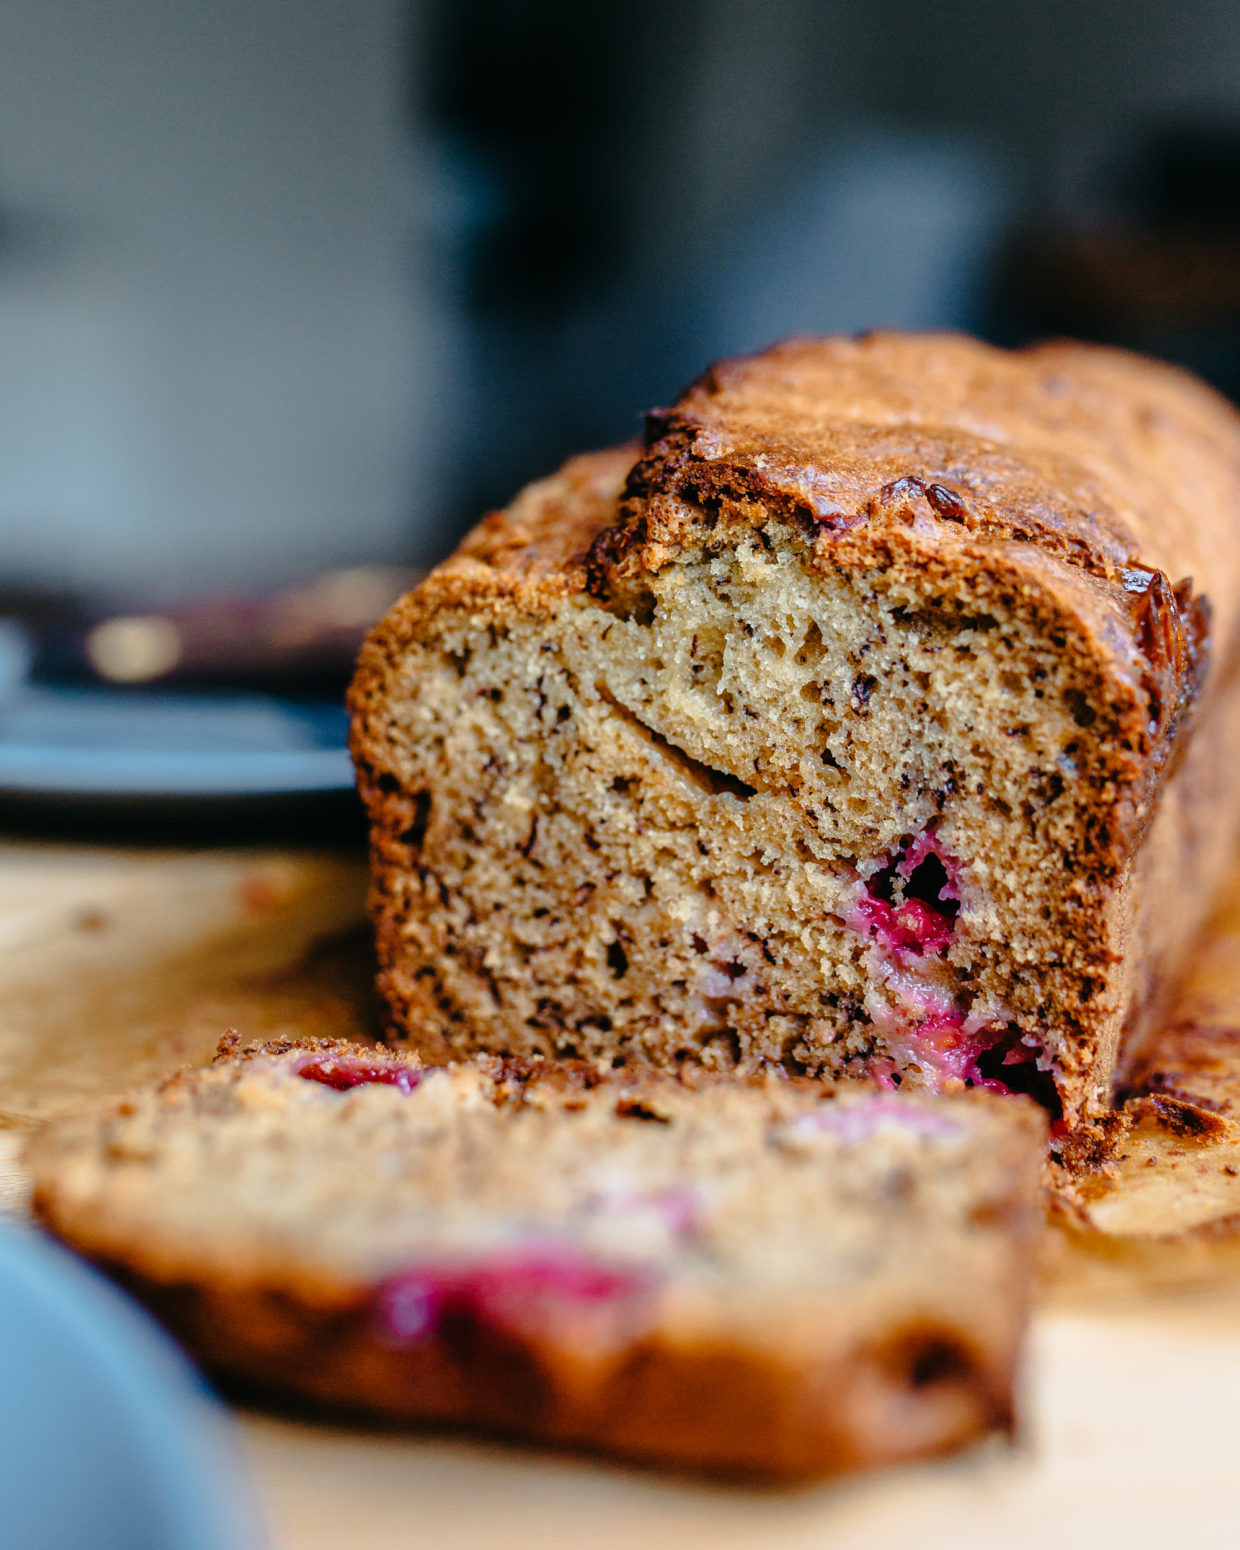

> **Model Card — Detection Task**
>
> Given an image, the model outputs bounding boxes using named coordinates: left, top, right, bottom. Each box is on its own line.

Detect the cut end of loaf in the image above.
left=355, top=509, right=1147, bottom=1140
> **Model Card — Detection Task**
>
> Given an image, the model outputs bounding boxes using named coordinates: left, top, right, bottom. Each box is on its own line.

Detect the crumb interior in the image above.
left=45, top=1058, right=1021, bottom=1298
left=371, top=518, right=1131, bottom=1121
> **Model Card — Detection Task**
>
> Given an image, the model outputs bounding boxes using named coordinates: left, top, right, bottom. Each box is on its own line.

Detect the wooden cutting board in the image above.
left=3, top=838, right=1240, bottom=1549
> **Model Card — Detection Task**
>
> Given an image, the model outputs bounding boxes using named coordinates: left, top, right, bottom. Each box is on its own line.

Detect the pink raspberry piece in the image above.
left=852, top=895, right=953, bottom=956
left=899, top=1017, right=1056, bottom=1103
left=848, top=831, right=961, bottom=958
left=296, top=1055, right=423, bottom=1095
left=374, top=1247, right=656, bottom=1346
left=902, top=1012, right=995, bottom=1089
left=589, top=1184, right=700, bottom=1238
left=791, top=1095, right=965, bottom=1143
left=379, top=1271, right=445, bottom=1344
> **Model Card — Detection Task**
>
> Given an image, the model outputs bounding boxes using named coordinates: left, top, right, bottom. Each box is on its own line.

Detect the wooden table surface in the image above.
left=3, top=839, right=1240, bottom=1549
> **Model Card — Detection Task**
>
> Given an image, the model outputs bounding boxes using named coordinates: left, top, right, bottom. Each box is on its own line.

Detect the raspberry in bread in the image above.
left=28, top=1036, right=1045, bottom=1481
left=349, top=332, right=1240, bottom=1161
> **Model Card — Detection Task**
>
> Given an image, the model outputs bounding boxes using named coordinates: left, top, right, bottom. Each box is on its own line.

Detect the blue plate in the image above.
left=0, top=1225, right=263, bottom=1550
left=0, top=687, right=352, bottom=799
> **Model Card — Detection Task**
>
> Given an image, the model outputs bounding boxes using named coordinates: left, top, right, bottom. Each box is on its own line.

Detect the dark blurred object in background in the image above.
left=420, top=0, right=1012, bottom=521
left=0, top=566, right=416, bottom=837
left=1138, top=123, right=1240, bottom=236
left=0, top=567, right=417, bottom=697
left=78, top=566, right=420, bottom=696
left=417, top=0, right=1240, bottom=526
left=1001, top=119, right=1240, bottom=399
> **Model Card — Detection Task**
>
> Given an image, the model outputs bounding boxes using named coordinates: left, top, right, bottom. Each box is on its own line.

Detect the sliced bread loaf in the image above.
left=28, top=1035, right=1045, bottom=1480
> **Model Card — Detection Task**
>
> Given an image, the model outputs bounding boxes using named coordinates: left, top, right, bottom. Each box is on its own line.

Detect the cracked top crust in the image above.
left=606, top=332, right=1239, bottom=589
left=358, top=331, right=1240, bottom=809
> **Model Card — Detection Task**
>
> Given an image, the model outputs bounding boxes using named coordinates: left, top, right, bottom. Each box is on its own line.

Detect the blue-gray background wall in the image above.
left=0, top=0, right=455, bottom=600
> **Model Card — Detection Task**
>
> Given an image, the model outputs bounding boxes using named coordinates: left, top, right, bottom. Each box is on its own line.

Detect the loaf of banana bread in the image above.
left=350, top=333, right=1240, bottom=1160
left=27, top=1036, right=1044, bottom=1479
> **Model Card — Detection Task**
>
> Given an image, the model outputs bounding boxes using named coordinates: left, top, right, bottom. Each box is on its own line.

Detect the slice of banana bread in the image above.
left=349, top=332, right=1240, bottom=1161
left=28, top=1036, right=1045, bottom=1481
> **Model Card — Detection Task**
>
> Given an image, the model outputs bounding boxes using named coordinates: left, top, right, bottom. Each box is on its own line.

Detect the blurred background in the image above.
left=2, top=0, right=1240, bottom=813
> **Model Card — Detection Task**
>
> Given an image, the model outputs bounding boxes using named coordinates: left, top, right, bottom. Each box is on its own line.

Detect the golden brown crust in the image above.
left=350, top=447, right=635, bottom=702
left=28, top=1037, right=1044, bottom=1481
left=457, top=445, right=639, bottom=584
left=607, top=332, right=1237, bottom=587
